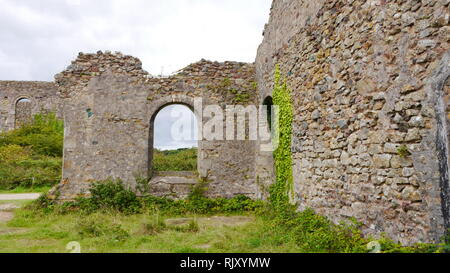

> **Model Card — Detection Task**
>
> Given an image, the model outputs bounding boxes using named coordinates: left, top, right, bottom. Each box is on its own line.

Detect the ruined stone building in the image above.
left=0, top=0, right=449, bottom=245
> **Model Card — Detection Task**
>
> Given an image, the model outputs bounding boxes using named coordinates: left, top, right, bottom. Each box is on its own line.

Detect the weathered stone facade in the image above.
left=0, top=81, right=62, bottom=132
left=256, top=0, right=450, bottom=244
left=51, top=51, right=258, bottom=200
left=1, top=0, right=448, bottom=245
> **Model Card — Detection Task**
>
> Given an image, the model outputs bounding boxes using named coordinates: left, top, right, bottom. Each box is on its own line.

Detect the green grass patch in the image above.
left=152, top=148, right=197, bottom=172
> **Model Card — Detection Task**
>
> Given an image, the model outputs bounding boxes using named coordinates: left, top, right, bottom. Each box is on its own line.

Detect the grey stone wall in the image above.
left=0, top=81, right=62, bottom=132
left=51, top=51, right=258, bottom=200
left=256, top=0, right=450, bottom=245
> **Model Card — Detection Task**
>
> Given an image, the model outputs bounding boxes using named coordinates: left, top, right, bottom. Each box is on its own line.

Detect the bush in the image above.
left=0, top=113, right=63, bottom=190
left=0, top=113, right=63, bottom=157
left=77, top=179, right=142, bottom=214
left=0, top=144, right=30, bottom=162
left=26, top=194, right=56, bottom=213
left=0, top=157, right=62, bottom=190
left=143, top=194, right=264, bottom=215
left=289, top=209, right=366, bottom=253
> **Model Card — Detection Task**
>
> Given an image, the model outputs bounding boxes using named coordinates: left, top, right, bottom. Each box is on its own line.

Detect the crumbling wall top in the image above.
left=54, top=51, right=150, bottom=97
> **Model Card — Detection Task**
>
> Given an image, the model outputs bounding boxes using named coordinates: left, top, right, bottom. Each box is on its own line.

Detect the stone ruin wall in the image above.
left=51, top=51, right=258, bottom=201
left=1, top=0, right=448, bottom=246
left=256, top=0, right=450, bottom=244
left=0, top=81, right=62, bottom=132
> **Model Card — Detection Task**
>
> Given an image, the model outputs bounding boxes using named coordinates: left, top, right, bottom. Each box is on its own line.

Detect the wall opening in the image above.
left=150, top=104, right=199, bottom=173
left=15, top=98, right=32, bottom=128
left=263, top=96, right=274, bottom=132
left=439, top=76, right=450, bottom=232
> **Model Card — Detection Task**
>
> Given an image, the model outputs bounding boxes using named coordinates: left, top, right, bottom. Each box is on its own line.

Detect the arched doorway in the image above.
left=150, top=104, right=199, bottom=173
left=15, top=98, right=32, bottom=128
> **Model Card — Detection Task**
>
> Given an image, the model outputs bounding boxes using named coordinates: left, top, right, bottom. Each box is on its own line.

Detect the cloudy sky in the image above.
left=0, top=0, right=272, bottom=149
left=154, top=105, right=198, bottom=150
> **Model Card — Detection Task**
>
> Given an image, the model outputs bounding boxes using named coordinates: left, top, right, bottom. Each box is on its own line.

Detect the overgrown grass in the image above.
left=8, top=179, right=446, bottom=253
left=3, top=202, right=447, bottom=253
left=0, top=113, right=63, bottom=190
left=0, top=209, right=284, bottom=253
left=152, top=148, right=197, bottom=172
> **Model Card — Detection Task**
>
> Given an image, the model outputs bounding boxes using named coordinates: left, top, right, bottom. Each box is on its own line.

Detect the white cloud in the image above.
left=154, top=105, right=198, bottom=150
left=0, top=0, right=272, bottom=149
left=0, top=0, right=272, bottom=80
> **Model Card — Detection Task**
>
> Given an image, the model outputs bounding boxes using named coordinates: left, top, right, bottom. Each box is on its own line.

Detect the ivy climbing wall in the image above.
left=256, top=0, right=450, bottom=245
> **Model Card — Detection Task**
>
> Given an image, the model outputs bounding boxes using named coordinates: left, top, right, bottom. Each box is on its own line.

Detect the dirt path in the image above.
left=0, top=212, right=14, bottom=223
left=0, top=193, right=40, bottom=201
left=0, top=193, right=40, bottom=224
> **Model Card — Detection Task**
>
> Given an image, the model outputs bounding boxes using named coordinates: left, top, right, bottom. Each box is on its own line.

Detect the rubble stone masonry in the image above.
left=256, top=0, right=450, bottom=244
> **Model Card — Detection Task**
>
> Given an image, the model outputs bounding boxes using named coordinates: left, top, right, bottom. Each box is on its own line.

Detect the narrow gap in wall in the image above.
left=439, top=76, right=450, bottom=233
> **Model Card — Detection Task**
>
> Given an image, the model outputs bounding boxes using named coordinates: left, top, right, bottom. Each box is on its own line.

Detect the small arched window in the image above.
left=15, top=98, right=32, bottom=127
left=263, top=96, right=274, bottom=132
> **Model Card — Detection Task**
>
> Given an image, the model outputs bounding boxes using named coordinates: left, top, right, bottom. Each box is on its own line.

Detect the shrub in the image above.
left=26, top=194, right=56, bottom=214
left=143, top=194, right=264, bottom=216
left=0, top=113, right=63, bottom=157
left=289, top=209, right=366, bottom=253
left=77, top=179, right=142, bottom=214
left=0, top=157, right=62, bottom=190
left=0, top=144, right=30, bottom=162
left=0, top=113, right=63, bottom=190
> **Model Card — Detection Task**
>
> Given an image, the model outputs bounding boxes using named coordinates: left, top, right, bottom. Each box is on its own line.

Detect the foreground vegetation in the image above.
left=152, top=148, right=197, bottom=172
left=0, top=113, right=63, bottom=190
left=1, top=180, right=448, bottom=253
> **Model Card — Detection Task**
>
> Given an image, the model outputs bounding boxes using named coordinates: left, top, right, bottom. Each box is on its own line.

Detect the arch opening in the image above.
left=15, top=98, right=32, bottom=128
left=150, top=103, right=199, bottom=174
left=263, top=96, right=274, bottom=133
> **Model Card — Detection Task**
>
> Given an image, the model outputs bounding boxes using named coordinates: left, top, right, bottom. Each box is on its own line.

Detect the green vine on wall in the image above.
left=269, top=65, right=295, bottom=212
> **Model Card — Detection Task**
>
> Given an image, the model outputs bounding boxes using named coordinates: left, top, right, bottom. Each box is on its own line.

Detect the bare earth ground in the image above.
left=0, top=193, right=40, bottom=201
left=166, top=216, right=254, bottom=227
left=0, top=212, right=14, bottom=223
left=0, top=193, right=39, bottom=223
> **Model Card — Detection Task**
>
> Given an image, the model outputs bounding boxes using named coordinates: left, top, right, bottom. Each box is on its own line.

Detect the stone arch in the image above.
left=13, top=96, right=33, bottom=128
left=148, top=95, right=202, bottom=176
